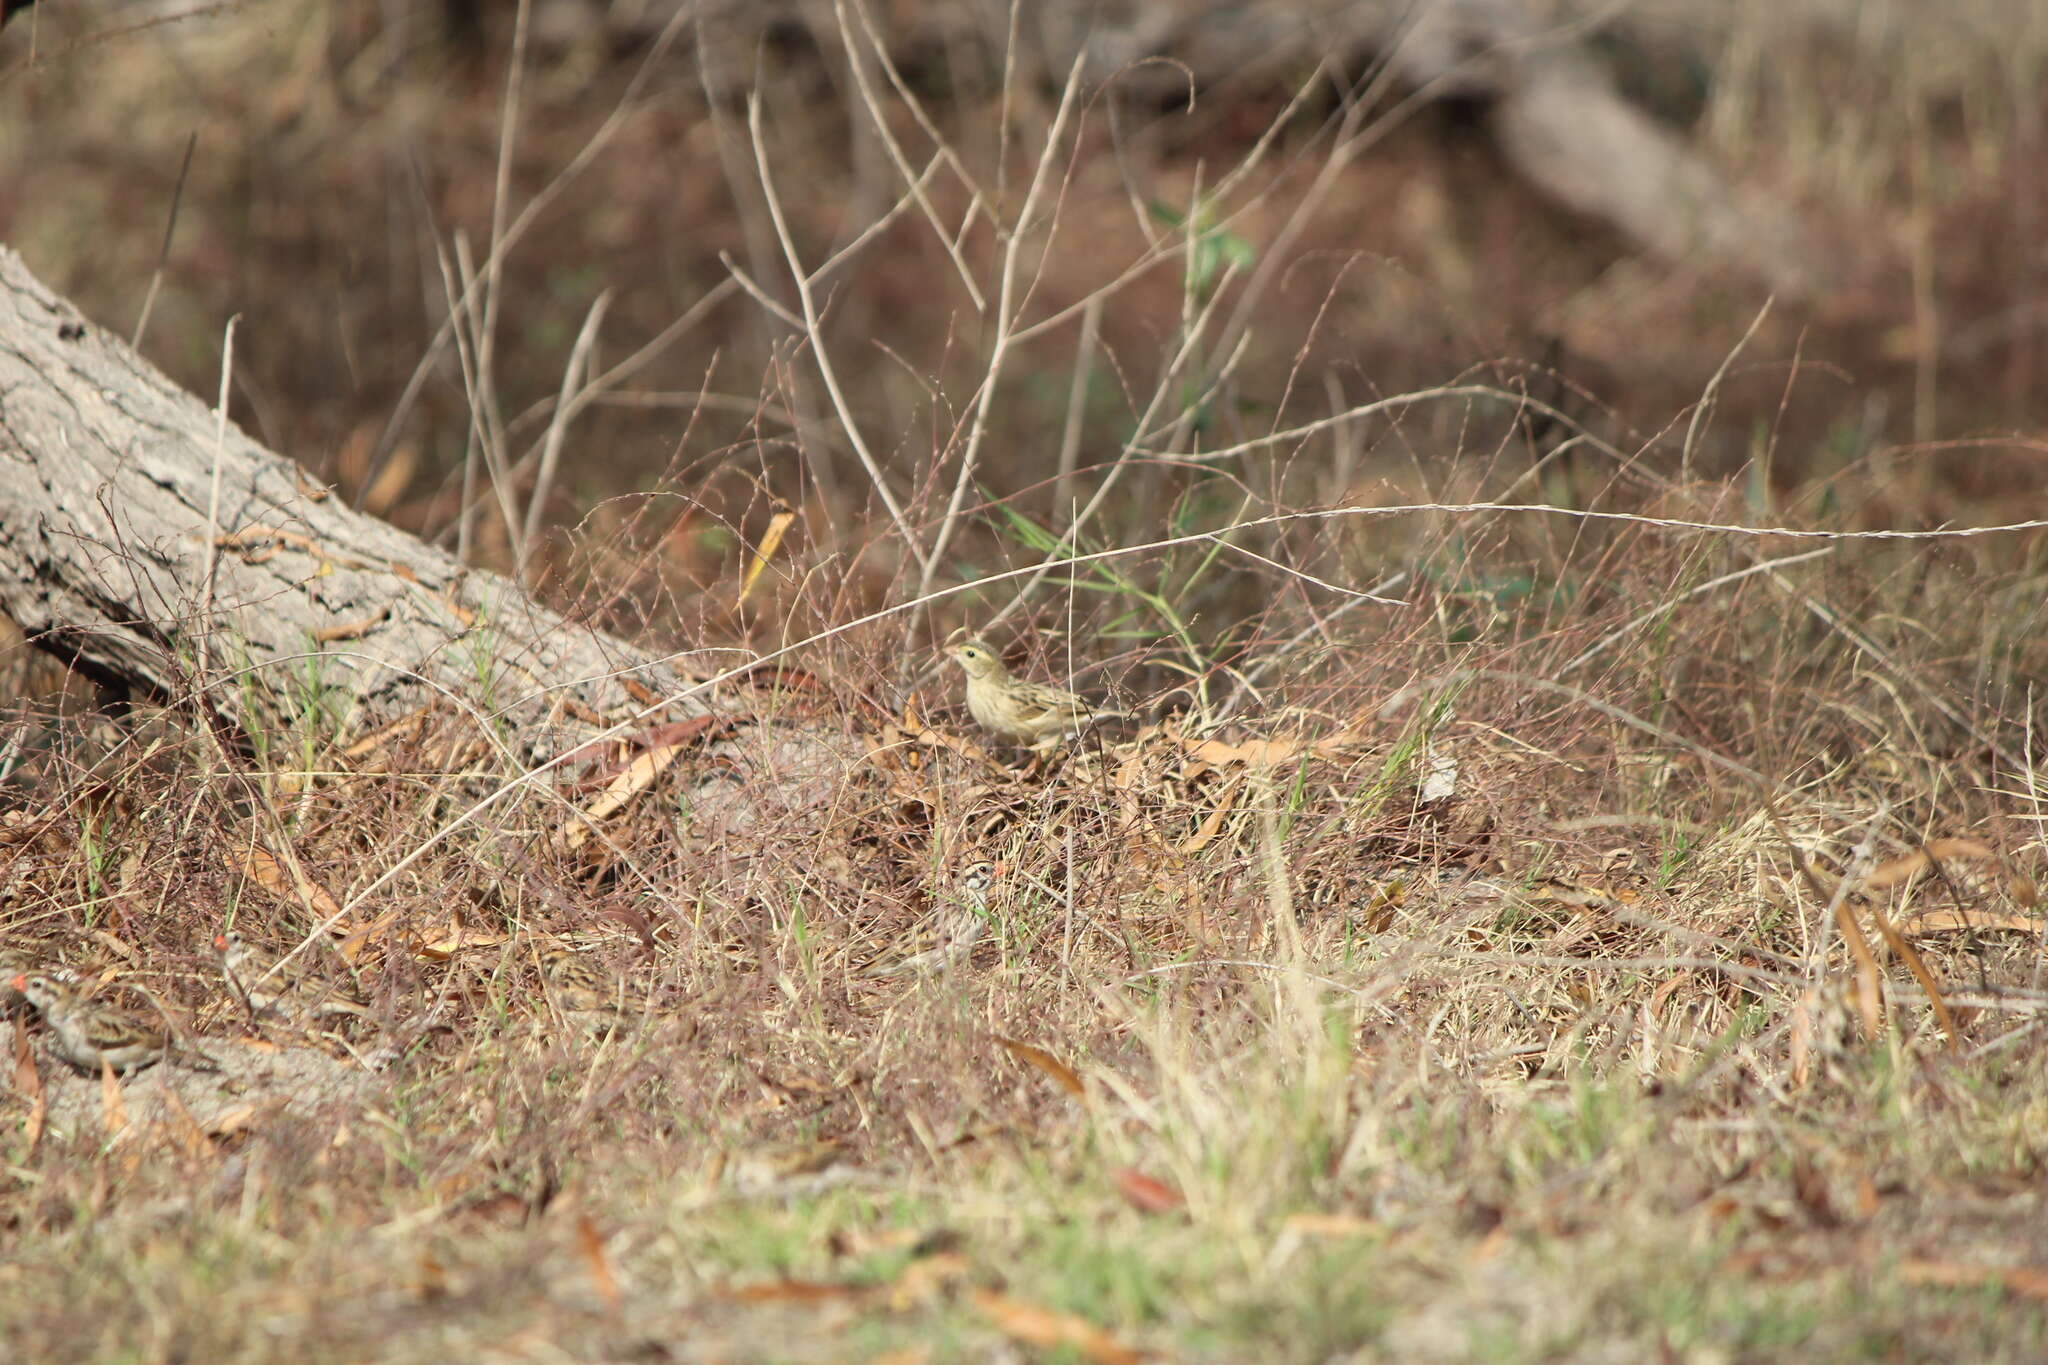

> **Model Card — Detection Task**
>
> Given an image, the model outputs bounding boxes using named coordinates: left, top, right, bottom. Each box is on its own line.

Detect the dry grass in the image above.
left=3, top=521, right=2044, bottom=1360
left=5, top=2, right=2048, bottom=1360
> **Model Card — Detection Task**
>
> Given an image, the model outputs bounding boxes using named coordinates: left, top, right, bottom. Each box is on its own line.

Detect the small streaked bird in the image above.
left=10, top=972, right=172, bottom=1074
left=947, top=640, right=1122, bottom=752
left=863, top=860, right=1000, bottom=979
left=215, top=931, right=370, bottom=1021
left=541, top=946, right=651, bottom=1022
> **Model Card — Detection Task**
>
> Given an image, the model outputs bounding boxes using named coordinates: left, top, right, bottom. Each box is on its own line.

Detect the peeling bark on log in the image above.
left=0, top=246, right=704, bottom=743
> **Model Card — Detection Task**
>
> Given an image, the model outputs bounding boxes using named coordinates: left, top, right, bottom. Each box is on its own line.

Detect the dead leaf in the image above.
left=361, top=440, right=416, bottom=516
left=1789, top=1155, right=1839, bottom=1228
left=1646, top=971, right=1692, bottom=1024
left=1898, top=908, right=2044, bottom=935
left=416, top=1253, right=448, bottom=1302
left=1179, top=735, right=1305, bottom=769
left=313, top=606, right=392, bottom=643
left=1863, top=838, right=1998, bottom=891
left=558, top=715, right=722, bottom=785
left=1468, top=1223, right=1511, bottom=1263
left=726, top=1278, right=866, bottom=1304
left=229, top=843, right=346, bottom=927
left=970, top=1288, right=1146, bottom=1364
left=99, top=1059, right=127, bottom=1137
left=339, top=705, right=435, bottom=763
left=1177, top=774, right=1242, bottom=855
left=0, top=808, right=58, bottom=845
left=1834, top=903, right=1883, bottom=1040
left=1900, top=1259, right=2048, bottom=1300
left=995, top=1036, right=1085, bottom=1099
left=1867, top=902, right=1962, bottom=1054
left=884, top=1250, right=972, bottom=1311
left=88, top=930, right=140, bottom=963
left=735, top=661, right=828, bottom=694
left=1788, top=991, right=1816, bottom=1090
left=205, top=1104, right=262, bottom=1139
left=563, top=740, right=691, bottom=850
left=738, top=503, right=796, bottom=605
left=337, top=907, right=407, bottom=961
left=577, top=1215, right=622, bottom=1312
left=1281, top=1211, right=1379, bottom=1239
left=11, top=1023, right=44, bottom=1155
left=412, top=902, right=511, bottom=961
left=156, top=1088, right=216, bottom=1162
left=1360, top=879, right=1405, bottom=934
left=1112, top=1167, right=1184, bottom=1214
left=865, top=721, right=994, bottom=768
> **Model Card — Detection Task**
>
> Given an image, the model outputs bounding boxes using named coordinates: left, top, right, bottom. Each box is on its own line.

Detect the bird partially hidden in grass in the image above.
left=215, top=931, right=371, bottom=1022
left=947, top=639, right=1124, bottom=752
left=862, top=859, right=1001, bottom=979
left=540, top=945, right=652, bottom=1026
left=10, top=971, right=175, bottom=1074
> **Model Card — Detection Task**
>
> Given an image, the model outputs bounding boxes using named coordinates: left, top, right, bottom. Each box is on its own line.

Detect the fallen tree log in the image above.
left=0, top=244, right=707, bottom=742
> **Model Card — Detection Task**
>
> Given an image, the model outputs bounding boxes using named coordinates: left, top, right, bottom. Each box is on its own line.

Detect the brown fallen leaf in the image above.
left=412, top=908, right=511, bottom=962
left=230, top=843, right=346, bottom=927
left=970, top=1288, right=1146, bottom=1364
left=883, top=1249, right=972, bottom=1311
left=1646, top=971, right=1693, bottom=1024
left=99, top=1058, right=127, bottom=1138
left=416, top=1252, right=448, bottom=1302
left=0, top=808, right=61, bottom=846
left=1898, top=908, right=2044, bottom=935
left=338, top=906, right=407, bottom=960
left=1789, top=1154, right=1840, bottom=1228
left=563, top=740, right=692, bottom=849
left=736, top=662, right=828, bottom=693
left=1177, top=774, right=1243, bottom=855
left=157, top=1088, right=216, bottom=1163
left=1900, top=1259, right=2048, bottom=1300
left=1862, top=838, right=1998, bottom=891
left=312, top=606, right=392, bottom=643
left=725, top=1278, right=867, bottom=1305
left=557, top=716, right=724, bottom=786
left=1112, top=1167, right=1185, bottom=1214
left=1281, top=1211, right=1380, bottom=1239
left=1865, top=901, right=1961, bottom=1055
left=995, top=1036, right=1085, bottom=1099
left=12, top=1021, right=45, bottom=1155
left=339, top=705, right=436, bottom=763
left=1178, top=735, right=1305, bottom=769
left=577, top=1214, right=623, bottom=1312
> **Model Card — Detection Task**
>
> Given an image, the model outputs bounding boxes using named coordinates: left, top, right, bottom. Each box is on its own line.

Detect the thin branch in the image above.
left=746, top=90, right=930, bottom=575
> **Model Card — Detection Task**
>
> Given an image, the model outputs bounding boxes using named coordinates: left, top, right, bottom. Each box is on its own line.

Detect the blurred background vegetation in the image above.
left=1, top=0, right=2042, bottom=659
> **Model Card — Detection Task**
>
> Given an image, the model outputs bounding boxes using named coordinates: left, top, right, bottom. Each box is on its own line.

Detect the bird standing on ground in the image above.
left=10, top=972, right=173, bottom=1074
left=863, top=860, right=1000, bottom=978
left=947, top=640, right=1120, bottom=751
left=540, top=945, right=651, bottom=1025
left=215, top=931, right=370, bottom=1021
